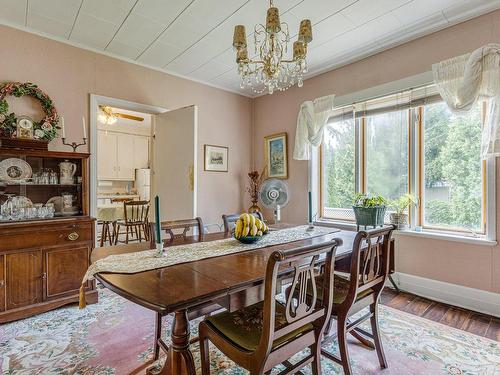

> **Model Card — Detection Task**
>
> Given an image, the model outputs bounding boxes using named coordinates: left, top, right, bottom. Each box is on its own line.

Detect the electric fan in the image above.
left=259, top=178, right=290, bottom=224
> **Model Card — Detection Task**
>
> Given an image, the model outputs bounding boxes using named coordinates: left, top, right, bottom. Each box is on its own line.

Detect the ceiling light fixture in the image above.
left=233, top=0, right=312, bottom=95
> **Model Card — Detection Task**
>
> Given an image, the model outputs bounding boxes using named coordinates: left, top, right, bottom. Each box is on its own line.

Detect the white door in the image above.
left=97, top=130, right=118, bottom=179
left=116, top=133, right=135, bottom=180
left=152, top=106, right=197, bottom=221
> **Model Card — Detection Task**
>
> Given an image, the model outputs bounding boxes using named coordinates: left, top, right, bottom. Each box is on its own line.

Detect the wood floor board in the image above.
left=402, top=296, right=434, bottom=316
left=381, top=288, right=499, bottom=342
left=485, top=318, right=500, bottom=341
left=462, top=313, right=492, bottom=336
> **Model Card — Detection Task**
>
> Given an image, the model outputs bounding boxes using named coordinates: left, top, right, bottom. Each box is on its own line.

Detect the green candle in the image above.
left=308, top=191, right=312, bottom=223
left=155, top=195, right=161, bottom=244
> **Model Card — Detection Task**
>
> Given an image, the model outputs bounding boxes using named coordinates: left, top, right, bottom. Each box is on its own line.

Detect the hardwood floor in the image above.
left=381, top=288, right=500, bottom=342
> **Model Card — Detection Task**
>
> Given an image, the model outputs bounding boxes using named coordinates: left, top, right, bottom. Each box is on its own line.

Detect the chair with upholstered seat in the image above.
left=198, top=237, right=342, bottom=375
left=320, top=225, right=395, bottom=375
left=222, top=212, right=264, bottom=235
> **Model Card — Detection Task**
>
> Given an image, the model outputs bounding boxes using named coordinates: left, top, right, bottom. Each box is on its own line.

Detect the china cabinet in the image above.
left=0, top=147, right=96, bottom=323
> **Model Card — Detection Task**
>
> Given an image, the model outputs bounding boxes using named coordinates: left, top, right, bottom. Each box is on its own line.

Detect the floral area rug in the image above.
left=1, top=287, right=498, bottom=375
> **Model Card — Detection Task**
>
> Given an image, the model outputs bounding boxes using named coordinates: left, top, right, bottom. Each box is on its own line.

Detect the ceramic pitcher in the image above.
left=59, top=160, right=77, bottom=185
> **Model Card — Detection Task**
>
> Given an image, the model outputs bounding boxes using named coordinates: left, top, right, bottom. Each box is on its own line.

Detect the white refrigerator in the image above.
left=135, top=169, right=151, bottom=201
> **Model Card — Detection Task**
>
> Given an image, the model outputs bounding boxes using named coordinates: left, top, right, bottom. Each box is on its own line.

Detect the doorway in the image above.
left=89, top=95, right=198, bottom=246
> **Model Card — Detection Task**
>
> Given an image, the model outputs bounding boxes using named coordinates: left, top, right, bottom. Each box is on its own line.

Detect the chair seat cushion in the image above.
left=205, top=301, right=313, bottom=352
left=312, top=274, right=373, bottom=305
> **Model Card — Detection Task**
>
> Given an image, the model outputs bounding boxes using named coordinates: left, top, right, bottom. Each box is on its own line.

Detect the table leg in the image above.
left=150, top=309, right=196, bottom=375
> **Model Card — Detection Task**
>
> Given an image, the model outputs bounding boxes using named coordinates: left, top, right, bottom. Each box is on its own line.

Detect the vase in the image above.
left=248, top=202, right=261, bottom=213
left=389, top=212, right=408, bottom=229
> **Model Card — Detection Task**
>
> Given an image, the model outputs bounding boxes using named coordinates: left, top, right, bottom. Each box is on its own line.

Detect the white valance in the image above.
left=293, top=94, right=335, bottom=160
left=432, top=43, right=500, bottom=158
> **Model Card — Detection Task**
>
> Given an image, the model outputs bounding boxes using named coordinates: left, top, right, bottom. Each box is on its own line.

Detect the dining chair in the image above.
left=320, top=225, right=396, bottom=375
left=198, top=238, right=342, bottom=375
left=222, top=212, right=264, bottom=235
left=160, top=217, right=205, bottom=245
left=114, top=200, right=150, bottom=244
left=150, top=217, right=205, bottom=360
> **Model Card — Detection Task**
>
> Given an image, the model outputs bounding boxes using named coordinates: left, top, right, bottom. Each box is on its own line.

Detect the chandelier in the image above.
left=232, top=0, right=312, bottom=95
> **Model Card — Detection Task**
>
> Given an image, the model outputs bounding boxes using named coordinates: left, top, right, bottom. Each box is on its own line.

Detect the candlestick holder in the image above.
left=155, top=242, right=165, bottom=257
left=62, top=137, right=87, bottom=152
left=306, top=213, right=317, bottom=232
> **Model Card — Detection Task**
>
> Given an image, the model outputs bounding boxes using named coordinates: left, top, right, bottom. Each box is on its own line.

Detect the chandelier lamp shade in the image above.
left=232, top=0, right=313, bottom=95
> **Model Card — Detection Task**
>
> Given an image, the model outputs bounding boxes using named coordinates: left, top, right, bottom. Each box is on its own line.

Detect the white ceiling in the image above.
left=0, top=0, right=499, bottom=97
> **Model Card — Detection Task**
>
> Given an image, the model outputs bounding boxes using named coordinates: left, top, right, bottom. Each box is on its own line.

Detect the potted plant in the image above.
left=352, top=194, right=387, bottom=230
left=389, top=194, right=418, bottom=229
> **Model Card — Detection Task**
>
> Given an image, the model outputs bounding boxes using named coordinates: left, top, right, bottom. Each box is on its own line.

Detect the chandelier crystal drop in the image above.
left=232, top=0, right=312, bottom=95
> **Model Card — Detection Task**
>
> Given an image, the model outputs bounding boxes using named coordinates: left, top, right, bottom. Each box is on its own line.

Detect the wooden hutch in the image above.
left=0, top=140, right=96, bottom=323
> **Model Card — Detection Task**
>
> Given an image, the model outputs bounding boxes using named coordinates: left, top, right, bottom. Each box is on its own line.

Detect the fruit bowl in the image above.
left=236, top=235, right=262, bottom=244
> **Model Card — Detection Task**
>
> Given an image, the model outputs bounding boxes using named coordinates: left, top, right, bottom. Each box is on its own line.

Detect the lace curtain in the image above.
left=293, top=94, right=335, bottom=160
left=432, top=43, right=500, bottom=158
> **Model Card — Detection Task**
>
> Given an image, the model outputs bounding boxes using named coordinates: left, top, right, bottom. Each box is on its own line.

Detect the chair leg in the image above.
left=370, top=304, right=388, bottom=369
left=310, top=342, right=322, bottom=375
left=153, top=312, right=162, bottom=360
left=114, top=224, right=120, bottom=245
left=125, top=226, right=129, bottom=244
left=99, top=222, right=105, bottom=247
left=337, top=316, right=353, bottom=375
left=198, top=324, right=211, bottom=375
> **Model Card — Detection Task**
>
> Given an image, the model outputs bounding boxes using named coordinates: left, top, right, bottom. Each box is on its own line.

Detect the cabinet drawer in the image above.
left=0, top=220, right=93, bottom=251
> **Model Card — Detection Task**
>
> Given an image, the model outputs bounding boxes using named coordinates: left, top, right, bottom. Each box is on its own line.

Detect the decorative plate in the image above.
left=0, top=158, right=32, bottom=182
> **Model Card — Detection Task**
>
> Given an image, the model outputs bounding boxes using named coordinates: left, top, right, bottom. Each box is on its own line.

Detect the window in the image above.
left=320, top=87, right=491, bottom=236
left=322, top=117, right=356, bottom=221
left=422, top=101, right=484, bottom=233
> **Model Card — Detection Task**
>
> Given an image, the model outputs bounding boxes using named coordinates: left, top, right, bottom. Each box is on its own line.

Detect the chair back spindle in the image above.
left=123, top=200, right=150, bottom=225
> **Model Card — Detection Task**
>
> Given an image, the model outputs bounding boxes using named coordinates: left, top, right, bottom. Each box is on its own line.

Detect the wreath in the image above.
left=0, top=82, right=60, bottom=142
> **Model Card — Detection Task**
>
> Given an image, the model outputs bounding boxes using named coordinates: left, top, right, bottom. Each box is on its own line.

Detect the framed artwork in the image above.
left=264, top=132, right=288, bottom=179
left=204, top=144, right=228, bottom=172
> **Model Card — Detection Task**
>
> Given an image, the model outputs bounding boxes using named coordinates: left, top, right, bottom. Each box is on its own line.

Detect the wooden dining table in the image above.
left=91, top=227, right=395, bottom=375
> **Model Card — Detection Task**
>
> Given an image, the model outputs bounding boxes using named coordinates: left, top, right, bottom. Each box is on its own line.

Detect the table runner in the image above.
left=80, top=225, right=339, bottom=308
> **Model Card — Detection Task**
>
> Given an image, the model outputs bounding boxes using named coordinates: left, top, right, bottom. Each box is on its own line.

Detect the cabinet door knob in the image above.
left=68, top=232, right=79, bottom=241
left=0, top=280, right=4, bottom=287
left=41, top=272, right=47, bottom=280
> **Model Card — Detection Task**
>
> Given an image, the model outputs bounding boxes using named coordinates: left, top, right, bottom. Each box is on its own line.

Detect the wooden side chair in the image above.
left=222, top=212, right=264, bottom=235
left=114, top=200, right=150, bottom=244
left=198, top=238, right=342, bottom=375
left=320, top=225, right=396, bottom=375
left=150, top=217, right=205, bottom=360
left=160, top=217, right=204, bottom=246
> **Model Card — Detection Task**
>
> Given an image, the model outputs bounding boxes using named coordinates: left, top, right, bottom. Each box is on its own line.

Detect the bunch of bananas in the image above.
left=234, top=213, right=269, bottom=239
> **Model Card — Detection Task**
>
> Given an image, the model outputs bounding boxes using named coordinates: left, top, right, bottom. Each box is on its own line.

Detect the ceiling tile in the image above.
left=70, top=12, right=118, bottom=49
left=391, top=0, right=457, bottom=25
left=133, top=0, right=193, bottom=25
left=158, top=14, right=207, bottom=51
left=289, top=0, right=356, bottom=23
left=106, top=40, right=143, bottom=59
left=0, top=0, right=26, bottom=25
left=189, top=61, right=233, bottom=81
left=182, top=0, right=248, bottom=27
left=137, top=40, right=183, bottom=67
left=308, top=13, right=354, bottom=46
left=108, top=13, right=164, bottom=53
left=341, top=0, right=411, bottom=26
left=80, top=0, right=136, bottom=24
left=27, top=12, right=73, bottom=38
left=28, top=0, right=81, bottom=25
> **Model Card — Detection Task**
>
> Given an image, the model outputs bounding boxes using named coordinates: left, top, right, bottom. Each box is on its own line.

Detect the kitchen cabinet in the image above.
left=133, top=136, right=149, bottom=169
left=97, top=130, right=150, bottom=181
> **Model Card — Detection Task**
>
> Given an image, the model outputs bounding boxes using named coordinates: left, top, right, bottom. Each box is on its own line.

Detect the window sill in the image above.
left=315, top=219, right=497, bottom=246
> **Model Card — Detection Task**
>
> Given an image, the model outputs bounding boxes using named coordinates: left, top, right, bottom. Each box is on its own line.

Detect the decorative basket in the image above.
left=352, top=206, right=386, bottom=230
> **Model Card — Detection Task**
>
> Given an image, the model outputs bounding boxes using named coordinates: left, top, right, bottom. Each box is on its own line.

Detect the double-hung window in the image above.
left=320, top=86, right=493, bottom=237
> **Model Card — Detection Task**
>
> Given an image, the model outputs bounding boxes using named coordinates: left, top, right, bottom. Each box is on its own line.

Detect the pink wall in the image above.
left=0, top=25, right=252, bottom=226
left=253, top=10, right=500, bottom=294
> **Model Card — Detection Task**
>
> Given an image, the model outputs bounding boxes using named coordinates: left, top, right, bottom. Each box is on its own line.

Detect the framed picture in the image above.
left=264, top=132, right=288, bottom=179
left=204, top=144, right=228, bottom=172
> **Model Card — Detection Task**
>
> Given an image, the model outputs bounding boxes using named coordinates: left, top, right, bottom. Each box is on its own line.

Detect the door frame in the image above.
left=89, top=94, right=167, bottom=217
